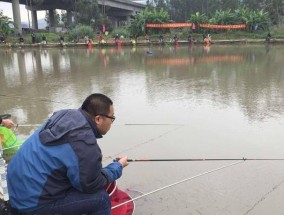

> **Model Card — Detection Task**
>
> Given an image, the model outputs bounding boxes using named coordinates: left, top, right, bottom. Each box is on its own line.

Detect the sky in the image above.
left=0, top=2, right=46, bottom=22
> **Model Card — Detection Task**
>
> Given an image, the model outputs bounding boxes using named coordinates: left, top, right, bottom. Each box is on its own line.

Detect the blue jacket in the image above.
left=7, top=109, right=122, bottom=212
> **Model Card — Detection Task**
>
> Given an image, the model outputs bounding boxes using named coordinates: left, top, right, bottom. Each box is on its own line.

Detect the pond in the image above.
left=1, top=44, right=284, bottom=214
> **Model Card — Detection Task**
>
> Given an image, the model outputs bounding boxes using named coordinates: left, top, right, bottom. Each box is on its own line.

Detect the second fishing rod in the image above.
left=113, top=158, right=284, bottom=162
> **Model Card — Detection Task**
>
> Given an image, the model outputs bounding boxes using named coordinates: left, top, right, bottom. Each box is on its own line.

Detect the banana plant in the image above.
left=129, top=7, right=170, bottom=36
left=0, top=11, right=15, bottom=36
left=188, top=11, right=208, bottom=32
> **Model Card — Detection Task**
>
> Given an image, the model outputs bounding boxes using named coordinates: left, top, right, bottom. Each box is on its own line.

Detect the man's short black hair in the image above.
left=81, top=93, right=113, bottom=116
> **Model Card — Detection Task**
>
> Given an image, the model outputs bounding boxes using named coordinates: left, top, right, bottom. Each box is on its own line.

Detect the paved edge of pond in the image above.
left=0, top=39, right=284, bottom=49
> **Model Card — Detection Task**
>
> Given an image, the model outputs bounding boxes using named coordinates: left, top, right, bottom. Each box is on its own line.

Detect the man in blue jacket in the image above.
left=7, top=93, right=128, bottom=215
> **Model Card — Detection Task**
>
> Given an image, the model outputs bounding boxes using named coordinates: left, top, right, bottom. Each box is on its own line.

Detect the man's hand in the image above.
left=116, top=156, right=129, bottom=168
left=1, top=119, right=15, bottom=129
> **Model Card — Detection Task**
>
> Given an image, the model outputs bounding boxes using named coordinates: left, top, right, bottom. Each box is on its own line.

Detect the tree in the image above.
left=45, top=10, right=60, bottom=26
left=217, top=0, right=240, bottom=10
left=146, top=0, right=169, bottom=10
left=210, top=9, right=235, bottom=24
left=95, top=14, right=113, bottom=33
left=164, top=0, right=281, bottom=25
left=60, top=11, right=67, bottom=27
left=251, top=9, right=270, bottom=30
left=74, top=0, right=99, bottom=29
left=234, top=6, right=270, bottom=31
left=129, top=7, right=170, bottom=36
left=263, top=0, right=284, bottom=25
left=0, top=10, right=15, bottom=36
left=168, top=0, right=191, bottom=21
left=188, top=11, right=208, bottom=29
left=242, top=0, right=261, bottom=9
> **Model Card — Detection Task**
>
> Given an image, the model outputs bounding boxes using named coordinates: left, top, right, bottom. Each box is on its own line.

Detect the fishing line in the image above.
left=111, top=160, right=244, bottom=210
left=243, top=177, right=284, bottom=215
left=109, top=126, right=183, bottom=158
left=2, top=144, right=23, bottom=151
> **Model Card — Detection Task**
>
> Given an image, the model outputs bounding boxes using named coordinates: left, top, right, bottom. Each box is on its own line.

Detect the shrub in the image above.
left=111, top=27, right=130, bottom=38
left=68, top=25, right=94, bottom=42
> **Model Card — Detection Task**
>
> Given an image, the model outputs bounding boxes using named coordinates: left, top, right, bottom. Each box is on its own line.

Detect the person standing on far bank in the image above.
left=7, top=93, right=129, bottom=215
left=31, top=32, right=36, bottom=44
left=42, top=34, right=47, bottom=44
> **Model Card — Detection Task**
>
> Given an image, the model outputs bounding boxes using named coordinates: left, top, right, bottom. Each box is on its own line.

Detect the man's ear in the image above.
left=94, top=115, right=101, bottom=125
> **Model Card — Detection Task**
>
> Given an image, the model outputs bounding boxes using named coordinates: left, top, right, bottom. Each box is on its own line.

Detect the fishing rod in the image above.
left=125, top=158, right=284, bottom=162
left=124, top=123, right=184, bottom=126
left=16, top=124, right=41, bottom=127
left=0, top=114, right=11, bottom=120
left=112, top=160, right=244, bottom=210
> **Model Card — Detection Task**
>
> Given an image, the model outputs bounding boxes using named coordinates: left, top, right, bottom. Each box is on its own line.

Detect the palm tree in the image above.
left=188, top=12, right=208, bottom=32
left=235, top=7, right=270, bottom=31
left=251, top=9, right=270, bottom=30
left=211, top=9, right=235, bottom=25
left=129, top=8, right=170, bottom=36
left=234, top=6, right=251, bottom=24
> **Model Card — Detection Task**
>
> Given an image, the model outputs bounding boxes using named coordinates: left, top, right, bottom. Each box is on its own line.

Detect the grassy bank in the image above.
left=1, top=24, right=284, bottom=46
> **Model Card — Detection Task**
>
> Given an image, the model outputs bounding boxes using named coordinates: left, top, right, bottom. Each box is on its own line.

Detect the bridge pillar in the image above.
left=49, top=10, right=55, bottom=28
left=67, top=10, right=72, bottom=26
left=112, top=18, right=118, bottom=28
left=127, top=16, right=131, bottom=25
left=12, top=0, right=22, bottom=34
left=32, top=11, right=38, bottom=30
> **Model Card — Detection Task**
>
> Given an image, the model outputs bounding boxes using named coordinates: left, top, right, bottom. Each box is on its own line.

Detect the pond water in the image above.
left=1, top=44, right=284, bottom=214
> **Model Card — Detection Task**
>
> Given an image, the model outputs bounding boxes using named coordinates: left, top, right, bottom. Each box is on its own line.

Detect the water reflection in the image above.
left=0, top=45, right=284, bottom=126
left=1, top=45, right=284, bottom=215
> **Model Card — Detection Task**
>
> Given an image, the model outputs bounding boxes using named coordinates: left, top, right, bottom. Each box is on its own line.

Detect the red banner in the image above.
left=199, top=24, right=246, bottom=29
left=145, top=23, right=246, bottom=29
left=145, top=23, right=193, bottom=28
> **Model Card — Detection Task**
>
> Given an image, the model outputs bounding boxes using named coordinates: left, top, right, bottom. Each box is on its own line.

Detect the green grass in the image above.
left=3, top=25, right=284, bottom=45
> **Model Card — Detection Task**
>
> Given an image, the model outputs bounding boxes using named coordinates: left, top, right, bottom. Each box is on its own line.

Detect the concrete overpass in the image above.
left=1, top=0, right=145, bottom=34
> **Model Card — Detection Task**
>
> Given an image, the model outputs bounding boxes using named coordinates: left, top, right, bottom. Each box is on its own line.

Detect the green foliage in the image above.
left=45, top=10, right=61, bottom=26
left=189, top=12, right=208, bottom=24
left=9, top=32, right=63, bottom=44
left=111, top=27, right=130, bottom=38
left=73, top=0, right=111, bottom=32
left=210, top=9, right=236, bottom=24
left=0, top=11, right=15, bottom=36
left=68, top=25, right=94, bottom=41
left=60, top=11, right=68, bottom=27
left=263, top=0, right=284, bottom=25
left=43, top=33, right=63, bottom=42
left=187, top=6, right=271, bottom=33
left=95, top=14, right=113, bottom=33
left=270, top=24, right=284, bottom=38
left=74, top=0, right=98, bottom=29
left=146, top=0, right=282, bottom=26
left=188, top=12, right=208, bottom=32
left=129, top=7, right=170, bottom=36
